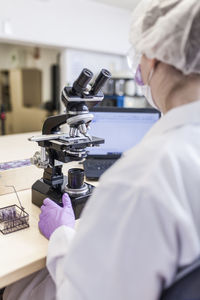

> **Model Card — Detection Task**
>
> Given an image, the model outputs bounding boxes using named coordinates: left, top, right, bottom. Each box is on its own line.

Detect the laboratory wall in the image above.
left=0, top=44, right=61, bottom=135
left=60, top=48, right=128, bottom=86
left=0, top=0, right=137, bottom=135
left=0, top=44, right=59, bottom=102
left=59, top=48, right=130, bottom=111
left=59, top=48, right=147, bottom=112
left=0, top=0, right=131, bottom=55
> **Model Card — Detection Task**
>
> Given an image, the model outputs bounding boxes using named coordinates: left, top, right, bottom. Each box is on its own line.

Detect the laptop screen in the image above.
left=87, top=108, right=160, bottom=156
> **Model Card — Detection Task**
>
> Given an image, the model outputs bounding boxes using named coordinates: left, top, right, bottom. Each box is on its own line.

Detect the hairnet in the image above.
left=129, top=0, right=200, bottom=75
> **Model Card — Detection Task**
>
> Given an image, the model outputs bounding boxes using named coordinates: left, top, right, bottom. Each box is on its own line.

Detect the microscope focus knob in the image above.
left=30, top=150, right=49, bottom=169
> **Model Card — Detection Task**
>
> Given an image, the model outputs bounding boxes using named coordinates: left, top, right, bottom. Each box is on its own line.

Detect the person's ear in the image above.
left=147, top=57, right=158, bottom=69
left=141, top=55, right=157, bottom=83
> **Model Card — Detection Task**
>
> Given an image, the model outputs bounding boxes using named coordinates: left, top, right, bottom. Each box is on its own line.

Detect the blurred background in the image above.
left=0, top=0, right=147, bottom=135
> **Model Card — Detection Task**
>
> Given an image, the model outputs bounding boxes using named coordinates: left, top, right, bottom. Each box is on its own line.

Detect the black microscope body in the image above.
left=30, top=68, right=111, bottom=219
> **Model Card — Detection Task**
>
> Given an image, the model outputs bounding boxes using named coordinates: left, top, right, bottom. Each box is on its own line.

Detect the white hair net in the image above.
left=129, top=0, right=200, bottom=75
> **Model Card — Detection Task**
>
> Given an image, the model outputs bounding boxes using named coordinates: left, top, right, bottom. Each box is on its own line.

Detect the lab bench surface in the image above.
left=0, top=189, right=48, bottom=288
left=0, top=132, right=40, bottom=163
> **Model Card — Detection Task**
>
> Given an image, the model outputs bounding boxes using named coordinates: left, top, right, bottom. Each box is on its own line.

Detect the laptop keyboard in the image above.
left=85, top=159, right=117, bottom=170
left=83, top=158, right=117, bottom=179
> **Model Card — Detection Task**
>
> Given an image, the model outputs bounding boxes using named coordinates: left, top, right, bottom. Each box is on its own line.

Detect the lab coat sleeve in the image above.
left=47, top=226, right=84, bottom=299
left=47, top=225, right=76, bottom=286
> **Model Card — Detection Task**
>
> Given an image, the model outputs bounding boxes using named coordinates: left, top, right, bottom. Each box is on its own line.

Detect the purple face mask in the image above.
left=135, top=65, right=144, bottom=86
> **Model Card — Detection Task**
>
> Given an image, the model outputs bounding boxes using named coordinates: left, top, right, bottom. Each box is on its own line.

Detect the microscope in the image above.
left=29, top=68, right=111, bottom=219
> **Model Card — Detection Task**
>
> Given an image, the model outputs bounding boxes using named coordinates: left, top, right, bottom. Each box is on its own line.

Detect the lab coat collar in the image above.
left=146, top=100, right=200, bottom=138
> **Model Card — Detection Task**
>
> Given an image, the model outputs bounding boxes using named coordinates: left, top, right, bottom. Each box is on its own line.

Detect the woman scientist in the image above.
left=4, top=0, right=200, bottom=299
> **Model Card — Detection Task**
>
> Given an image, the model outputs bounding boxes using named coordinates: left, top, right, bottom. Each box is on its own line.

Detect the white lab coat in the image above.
left=4, top=100, right=200, bottom=300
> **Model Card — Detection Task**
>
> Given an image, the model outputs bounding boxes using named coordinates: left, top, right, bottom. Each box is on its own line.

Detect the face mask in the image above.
left=135, top=65, right=159, bottom=110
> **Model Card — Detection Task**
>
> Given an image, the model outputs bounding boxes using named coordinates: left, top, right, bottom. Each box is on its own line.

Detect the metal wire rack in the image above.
left=0, top=204, right=29, bottom=234
left=0, top=185, right=29, bottom=234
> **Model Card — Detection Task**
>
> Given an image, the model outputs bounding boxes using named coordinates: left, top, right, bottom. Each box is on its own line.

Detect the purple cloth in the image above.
left=0, top=159, right=31, bottom=171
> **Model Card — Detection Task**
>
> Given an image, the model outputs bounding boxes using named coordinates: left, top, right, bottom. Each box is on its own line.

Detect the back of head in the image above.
left=130, top=0, right=200, bottom=75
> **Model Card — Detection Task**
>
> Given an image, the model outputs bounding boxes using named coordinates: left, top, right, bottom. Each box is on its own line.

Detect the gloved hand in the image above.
left=38, top=193, right=75, bottom=239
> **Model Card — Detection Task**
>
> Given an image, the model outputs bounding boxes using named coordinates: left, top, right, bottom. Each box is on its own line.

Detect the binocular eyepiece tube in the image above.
left=71, top=68, right=111, bottom=97
left=72, top=68, right=93, bottom=96
left=90, top=69, right=112, bottom=96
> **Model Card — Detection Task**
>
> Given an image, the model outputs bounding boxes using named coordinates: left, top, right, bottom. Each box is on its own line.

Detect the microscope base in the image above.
left=32, top=179, right=94, bottom=219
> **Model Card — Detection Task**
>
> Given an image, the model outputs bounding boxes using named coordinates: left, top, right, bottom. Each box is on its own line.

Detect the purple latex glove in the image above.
left=39, top=193, right=75, bottom=239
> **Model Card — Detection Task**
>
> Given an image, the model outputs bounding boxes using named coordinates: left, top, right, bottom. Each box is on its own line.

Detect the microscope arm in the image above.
left=42, top=114, right=67, bottom=134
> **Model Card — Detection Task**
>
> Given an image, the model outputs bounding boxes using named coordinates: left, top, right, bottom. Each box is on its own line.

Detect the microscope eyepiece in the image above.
left=90, top=69, right=112, bottom=96
left=72, top=68, right=93, bottom=96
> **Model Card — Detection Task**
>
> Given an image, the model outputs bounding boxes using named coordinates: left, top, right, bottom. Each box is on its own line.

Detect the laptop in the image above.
left=83, top=107, right=161, bottom=180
